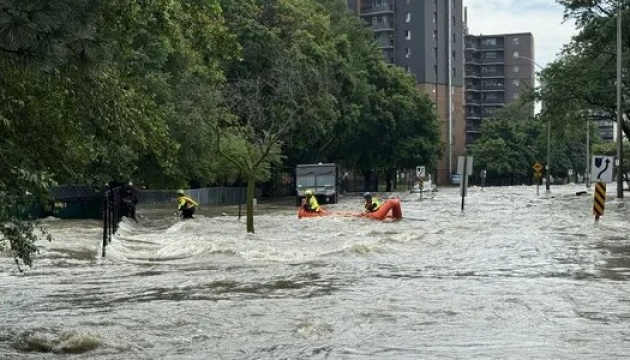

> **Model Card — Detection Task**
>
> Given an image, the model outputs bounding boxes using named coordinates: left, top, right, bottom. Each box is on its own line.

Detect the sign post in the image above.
left=416, top=166, right=426, bottom=200
left=593, top=181, right=606, bottom=223
left=457, top=156, right=473, bottom=211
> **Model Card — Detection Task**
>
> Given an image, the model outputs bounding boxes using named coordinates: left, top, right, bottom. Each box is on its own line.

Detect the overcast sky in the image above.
left=464, top=0, right=579, bottom=69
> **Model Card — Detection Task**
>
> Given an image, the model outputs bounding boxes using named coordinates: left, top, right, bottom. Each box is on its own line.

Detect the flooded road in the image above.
left=2, top=185, right=630, bottom=359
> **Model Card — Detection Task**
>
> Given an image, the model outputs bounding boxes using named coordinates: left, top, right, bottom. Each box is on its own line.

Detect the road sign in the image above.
left=532, top=162, right=543, bottom=173
left=457, top=156, right=473, bottom=175
left=591, top=155, right=614, bottom=183
left=416, top=166, right=426, bottom=179
left=593, top=181, right=606, bottom=219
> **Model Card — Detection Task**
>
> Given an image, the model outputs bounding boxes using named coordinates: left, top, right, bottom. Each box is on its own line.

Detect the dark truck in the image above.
left=295, top=163, right=338, bottom=206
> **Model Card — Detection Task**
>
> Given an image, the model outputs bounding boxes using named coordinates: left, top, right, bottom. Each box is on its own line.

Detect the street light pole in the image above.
left=616, top=0, right=624, bottom=198
left=586, top=117, right=590, bottom=187
left=546, top=117, right=551, bottom=192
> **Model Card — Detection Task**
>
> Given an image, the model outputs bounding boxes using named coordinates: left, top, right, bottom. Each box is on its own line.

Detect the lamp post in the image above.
left=616, top=0, right=624, bottom=198
left=516, top=55, right=549, bottom=192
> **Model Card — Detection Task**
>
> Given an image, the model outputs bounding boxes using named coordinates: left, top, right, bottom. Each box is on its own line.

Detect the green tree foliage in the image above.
left=468, top=105, right=543, bottom=185
left=554, top=0, right=630, bottom=140
left=1, top=0, right=444, bottom=264
left=1, top=0, right=238, bottom=267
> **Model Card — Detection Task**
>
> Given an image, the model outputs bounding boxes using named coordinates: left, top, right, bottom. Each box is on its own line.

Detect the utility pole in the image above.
left=617, top=0, right=624, bottom=198
left=448, top=0, right=453, bottom=180
left=586, top=117, right=591, bottom=188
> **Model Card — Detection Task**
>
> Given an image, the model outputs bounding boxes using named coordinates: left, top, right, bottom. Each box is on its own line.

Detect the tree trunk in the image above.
left=363, top=170, right=372, bottom=192
left=247, top=175, right=255, bottom=233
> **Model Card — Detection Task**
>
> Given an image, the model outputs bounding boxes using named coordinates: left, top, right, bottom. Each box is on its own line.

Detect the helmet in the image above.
left=305, top=190, right=313, bottom=196
left=177, top=189, right=185, bottom=195
left=363, top=192, right=372, bottom=199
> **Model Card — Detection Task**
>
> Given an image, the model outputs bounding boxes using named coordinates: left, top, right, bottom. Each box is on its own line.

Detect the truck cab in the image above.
left=295, top=163, right=338, bottom=206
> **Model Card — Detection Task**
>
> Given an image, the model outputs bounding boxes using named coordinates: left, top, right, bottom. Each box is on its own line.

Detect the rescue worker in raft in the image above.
left=302, top=189, right=321, bottom=213
left=363, top=192, right=382, bottom=213
left=177, top=189, right=199, bottom=219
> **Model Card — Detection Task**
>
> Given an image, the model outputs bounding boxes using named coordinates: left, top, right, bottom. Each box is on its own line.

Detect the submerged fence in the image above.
left=102, top=185, right=124, bottom=257
left=137, top=187, right=248, bottom=205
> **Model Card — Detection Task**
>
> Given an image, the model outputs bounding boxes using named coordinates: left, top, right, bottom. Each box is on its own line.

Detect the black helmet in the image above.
left=363, top=192, right=372, bottom=199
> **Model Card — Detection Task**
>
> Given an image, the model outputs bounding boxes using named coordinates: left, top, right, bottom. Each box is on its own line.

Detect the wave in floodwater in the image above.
left=2, top=185, right=630, bottom=359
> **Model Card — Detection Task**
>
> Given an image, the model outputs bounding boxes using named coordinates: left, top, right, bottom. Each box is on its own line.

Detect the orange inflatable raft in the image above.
left=298, top=208, right=329, bottom=219
left=297, top=199, right=403, bottom=220
left=360, top=198, right=403, bottom=220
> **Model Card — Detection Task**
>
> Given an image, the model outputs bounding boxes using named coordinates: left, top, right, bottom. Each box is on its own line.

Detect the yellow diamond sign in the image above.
left=532, top=162, right=543, bottom=173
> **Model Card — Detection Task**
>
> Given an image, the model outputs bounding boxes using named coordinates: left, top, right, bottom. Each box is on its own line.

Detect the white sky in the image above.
left=464, top=0, right=579, bottom=69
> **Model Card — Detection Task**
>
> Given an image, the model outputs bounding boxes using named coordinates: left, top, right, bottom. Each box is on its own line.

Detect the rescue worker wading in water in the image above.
left=177, top=190, right=199, bottom=219
left=363, top=192, right=381, bottom=212
left=302, top=190, right=321, bottom=213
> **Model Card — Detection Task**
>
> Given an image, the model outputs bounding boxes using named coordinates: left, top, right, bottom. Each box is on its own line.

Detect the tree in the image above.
left=468, top=105, right=543, bottom=185
left=554, top=0, right=630, bottom=142
left=0, top=0, right=240, bottom=267
left=216, top=60, right=302, bottom=233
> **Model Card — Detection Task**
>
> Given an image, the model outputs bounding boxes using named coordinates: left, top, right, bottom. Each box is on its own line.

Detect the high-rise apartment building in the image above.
left=464, top=32, right=535, bottom=145
left=346, top=0, right=465, bottom=185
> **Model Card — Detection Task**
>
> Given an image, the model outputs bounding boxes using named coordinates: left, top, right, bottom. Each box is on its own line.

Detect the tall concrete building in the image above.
left=464, top=31, right=535, bottom=145
left=346, top=0, right=466, bottom=185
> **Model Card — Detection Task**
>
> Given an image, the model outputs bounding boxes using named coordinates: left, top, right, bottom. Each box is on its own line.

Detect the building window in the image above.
left=484, top=52, right=497, bottom=60
left=405, top=30, right=411, bottom=40
left=513, top=93, right=520, bottom=100
left=433, top=47, right=437, bottom=59
left=406, top=65, right=412, bottom=72
left=405, top=48, right=411, bottom=58
left=452, top=67, right=456, bottom=77
left=513, top=37, right=520, bottom=46
left=513, top=51, right=519, bottom=59
left=481, top=38, right=497, bottom=46
left=513, top=65, right=520, bottom=73
left=433, top=12, right=437, bottom=24
left=433, top=30, right=437, bottom=41
left=452, top=50, right=456, bottom=59
left=406, top=12, right=411, bottom=23
left=513, top=79, right=520, bottom=86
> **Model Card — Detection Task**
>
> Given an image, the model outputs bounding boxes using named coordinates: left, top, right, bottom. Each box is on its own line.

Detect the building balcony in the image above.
left=480, top=85, right=505, bottom=91
left=466, top=124, right=482, bottom=132
left=480, top=44, right=505, bottom=51
left=465, top=39, right=479, bottom=50
left=481, top=101, right=505, bottom=106
left=371, top=24, right=395, bottom=32
left=480, top=73, right=505, bottom=78
left=360, top=4, right=394, bottom=15
left=465, top=56, right=480, bottom=64
left=480, top=60, right=505, bottom=65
